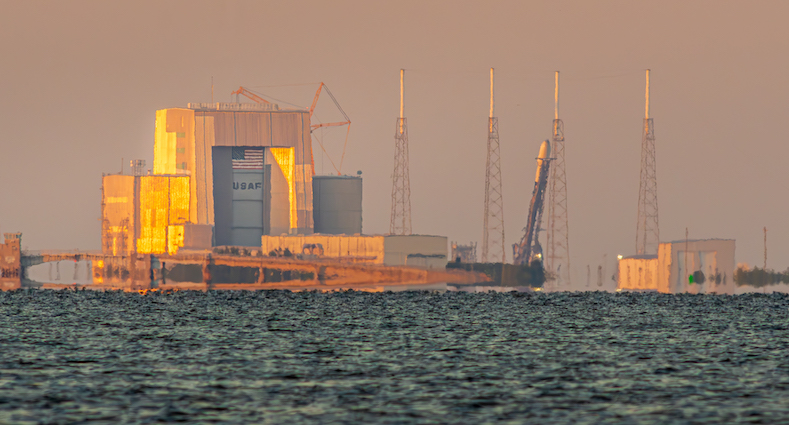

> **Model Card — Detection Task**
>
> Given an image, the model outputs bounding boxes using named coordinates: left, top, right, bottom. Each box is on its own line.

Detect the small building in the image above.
left=260, top=234, right=448, bottom=269
left=0, top=233, right=22, bottom=290
left=618, top=239, right=736, bottom=294
left=617, top=255, right=658, bottom=291
left=101, top=174, right=191, bottom=255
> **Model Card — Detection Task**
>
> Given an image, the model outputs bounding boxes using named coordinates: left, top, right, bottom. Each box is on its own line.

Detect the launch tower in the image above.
left=390, top=69, right=412, bottom=235
left=482, top=68, right=505, bottom=263
left=546, top=71, right=571, bottom=286
left=636, top=69, right=660, bottom=255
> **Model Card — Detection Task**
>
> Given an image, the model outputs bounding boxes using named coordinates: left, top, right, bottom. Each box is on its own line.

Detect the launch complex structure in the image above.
left=636, top=69, right=660, bottom=256
left=0, top=82, right=491, bottom=292
left=1, top=69, right=714, bottom=294
left=479, top=70, right=571, bottom=288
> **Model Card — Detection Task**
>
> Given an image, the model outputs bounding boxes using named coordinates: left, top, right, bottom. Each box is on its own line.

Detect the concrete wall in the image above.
left=260, top=234, right=448, bottom=269
left=262, top=235, right=385, bottom=262
left=183, top=224, right=213, bottom=250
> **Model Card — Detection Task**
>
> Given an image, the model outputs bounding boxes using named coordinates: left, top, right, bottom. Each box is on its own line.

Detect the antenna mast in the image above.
left=482, top=67, right=505, bottom=263
left=546, top=71, right=571, bottom=287
left=390, top=69, right=412, bottom=235
left=764, top=226, right=768, bottom=269
left=636, top=69, right=660, bottom=255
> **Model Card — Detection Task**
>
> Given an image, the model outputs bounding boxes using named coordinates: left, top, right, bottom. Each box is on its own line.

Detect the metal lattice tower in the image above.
left=636, top=69, right=660, bottom=255
left=390, top=69, right=412, bottom=235
left=482, top=68, right=505, bottom=263
left=546, top=71, right=571, bottom=286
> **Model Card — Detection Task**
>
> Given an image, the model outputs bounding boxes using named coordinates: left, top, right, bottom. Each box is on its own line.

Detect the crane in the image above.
left=229, top=83, right=352, bottom=176
left=231, top=86, right=271, bottom=104
left=308, top=83, right=351, bottom=175
left=513, top=140, right=552, bottom=266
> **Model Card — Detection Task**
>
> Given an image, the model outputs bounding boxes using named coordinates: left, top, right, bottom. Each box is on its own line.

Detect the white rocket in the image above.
left=513, top=140, right=552, bottom=265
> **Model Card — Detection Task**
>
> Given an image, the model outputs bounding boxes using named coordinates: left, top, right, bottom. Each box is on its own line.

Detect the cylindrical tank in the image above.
left=312, top=175, right=363, bottom=235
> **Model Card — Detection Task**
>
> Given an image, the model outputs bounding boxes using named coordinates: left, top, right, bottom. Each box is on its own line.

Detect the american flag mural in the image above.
left=232, top=148, right=264, bottom=170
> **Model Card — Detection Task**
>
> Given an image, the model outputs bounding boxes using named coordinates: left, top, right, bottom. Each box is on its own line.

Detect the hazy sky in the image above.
left=2, top=1, right=789, bottom=288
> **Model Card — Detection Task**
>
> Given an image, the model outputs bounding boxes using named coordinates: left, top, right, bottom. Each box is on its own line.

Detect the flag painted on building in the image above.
left=232, top=148, right=264, bottom=170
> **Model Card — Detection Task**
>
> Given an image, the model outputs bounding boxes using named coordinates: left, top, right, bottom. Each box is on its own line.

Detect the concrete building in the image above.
left=617, top=255, right=658, bottom=291
left=618, top=239, right=735, bottom=294
left=153, top=103, right=314, bottom=244
left=99, top=97, right=450, bottom=270
left=261, top=234, right=448, bottom=269
left=101, top=174, right=191, bottom=255
left=0, top=233, right=22, bottom=290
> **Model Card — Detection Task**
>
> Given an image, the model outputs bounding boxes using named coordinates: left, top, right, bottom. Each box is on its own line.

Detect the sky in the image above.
left=2, top=0, right=789, bottom=289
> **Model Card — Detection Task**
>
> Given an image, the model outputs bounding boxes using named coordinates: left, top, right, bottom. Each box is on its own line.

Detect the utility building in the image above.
left=618, top=239, right=735, bottom=294
left=101, top=174, right=190, bottom=256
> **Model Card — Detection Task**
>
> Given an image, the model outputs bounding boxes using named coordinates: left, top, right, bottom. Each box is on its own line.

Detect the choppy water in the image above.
left=1, top=290, right=789, bottom=424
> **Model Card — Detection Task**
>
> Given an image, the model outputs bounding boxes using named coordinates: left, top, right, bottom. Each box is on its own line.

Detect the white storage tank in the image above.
left=313, top=175, right=362, bottom=235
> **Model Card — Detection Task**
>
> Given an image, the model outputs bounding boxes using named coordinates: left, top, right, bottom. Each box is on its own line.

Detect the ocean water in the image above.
left=1, top=290, right=788, bottom=424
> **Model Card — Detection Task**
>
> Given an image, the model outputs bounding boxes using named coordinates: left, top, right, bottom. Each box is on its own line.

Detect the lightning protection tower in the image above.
left=390, top=69, right=412, bottom=235
left=546, top=71, right=571, bottom=286
left=482, top=68, right=505, bottom=263
left=636, top=69, right=660, bottom=255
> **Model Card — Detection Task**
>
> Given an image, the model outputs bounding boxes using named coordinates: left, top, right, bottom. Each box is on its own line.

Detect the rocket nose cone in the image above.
left=538, top=140, right=551, bottom=159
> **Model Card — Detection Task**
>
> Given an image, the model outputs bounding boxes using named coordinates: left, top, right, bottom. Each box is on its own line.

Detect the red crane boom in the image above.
left=230, top=86, right=271, bottom=104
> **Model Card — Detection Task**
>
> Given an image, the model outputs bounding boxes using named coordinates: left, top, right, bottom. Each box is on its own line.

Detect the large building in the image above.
left=100, top=98, right=448, bottom=268
left=154, top=102, right=314, bottom=242
left=103, top=101, right=316, bottom=254
left=618, top=239, right=735, bottom=294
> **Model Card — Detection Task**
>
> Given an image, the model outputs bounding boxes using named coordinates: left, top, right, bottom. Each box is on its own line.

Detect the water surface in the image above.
left=1, top=290, right=788, bottom=424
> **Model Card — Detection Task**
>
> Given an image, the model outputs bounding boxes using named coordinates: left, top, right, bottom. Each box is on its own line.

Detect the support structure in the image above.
left=390, top=69, right=412, bottom=235
left=546, top=71, right=571, bottom=286
left=482, top=68, right=505, bottom=263
left=764, top=226, right=767, bottom=270
left=636, top=69, right=660, bottom=255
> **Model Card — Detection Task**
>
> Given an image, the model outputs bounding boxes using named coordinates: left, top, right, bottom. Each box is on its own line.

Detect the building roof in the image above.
left=664, top=238, right=735, bottom=244
left=622, top=254, right=658, bottom=260
left=186, top=102, right=308, bottom=112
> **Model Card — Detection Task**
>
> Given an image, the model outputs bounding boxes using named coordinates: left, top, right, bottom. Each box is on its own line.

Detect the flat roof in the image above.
left=622, top=254, right=657, bottom=260
left=664, top=238, right=735, bottom=244
left=186, top=102, right=307, bottom=112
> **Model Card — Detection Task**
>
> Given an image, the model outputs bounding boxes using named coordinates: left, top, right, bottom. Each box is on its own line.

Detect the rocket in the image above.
left=513, top=140, right=552, bottom=266
left=534, top=140, right=551, bottom=184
